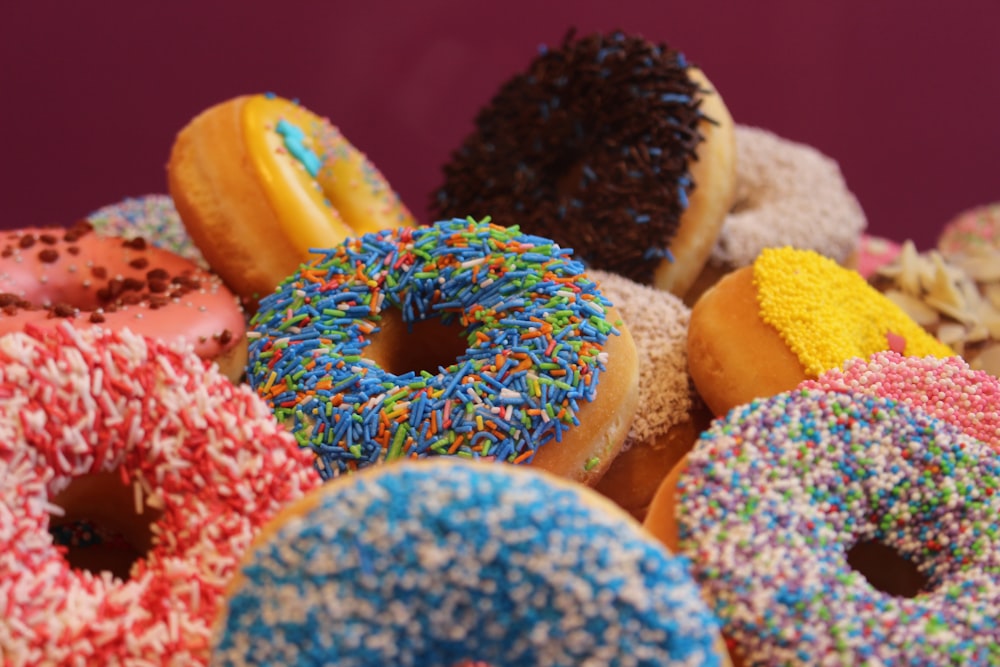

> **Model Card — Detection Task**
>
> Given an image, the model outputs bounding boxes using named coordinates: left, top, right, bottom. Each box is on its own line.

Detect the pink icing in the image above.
left=853, top=234, right=902, bottom=279
left=0, top=222, right=244, bottom=360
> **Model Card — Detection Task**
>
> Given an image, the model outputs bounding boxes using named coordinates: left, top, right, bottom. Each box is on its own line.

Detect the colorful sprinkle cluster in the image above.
left=0, top=323, right=320, bottom=664
left=803, top=351, right=1000, bottom=449
left=87, top=194, right=207, bottom=267
left=938, top=202, right=1000, bottom=255
left=753, top=247, right=954, bottom=377
left=432, top=30, right=705, bottom=285
left=212, top=460, right=725, bottom=666
left=247, top=218, right=620, bottom=479
left=677, top=388, right=1000, bottom=665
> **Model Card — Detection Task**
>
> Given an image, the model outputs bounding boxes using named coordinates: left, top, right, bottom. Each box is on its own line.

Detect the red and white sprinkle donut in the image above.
left=0, top=323, right=320, bottom=665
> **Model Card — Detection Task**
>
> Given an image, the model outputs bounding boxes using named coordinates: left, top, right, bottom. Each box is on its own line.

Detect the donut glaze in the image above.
left=0, top=222, right=246, bottom=379
left=660, top=389, right=1000, bottom=665
left=87, top=194, right=207, bottom=267
left=432, top=30, right=736, bottom=296
left=212, top=459, right=727, bottom=667
left=0, top=323, right=321, bottom=665
left=169, top=92, right=416, bottom=308
left=247, top=218, right=639, bottom=484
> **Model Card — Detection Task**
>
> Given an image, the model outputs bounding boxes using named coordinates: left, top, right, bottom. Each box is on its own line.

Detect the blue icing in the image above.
left=211, top=462, right=724, bottom=666
left=276, top=118, right=323, bottom=177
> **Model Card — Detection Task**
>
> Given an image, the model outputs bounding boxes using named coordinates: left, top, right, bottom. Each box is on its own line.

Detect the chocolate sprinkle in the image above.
left=431, top=30, right=709, bottom=284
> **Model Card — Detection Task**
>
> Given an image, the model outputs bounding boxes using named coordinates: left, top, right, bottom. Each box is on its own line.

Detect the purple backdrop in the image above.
left=3, top=1, right=998, bottom=250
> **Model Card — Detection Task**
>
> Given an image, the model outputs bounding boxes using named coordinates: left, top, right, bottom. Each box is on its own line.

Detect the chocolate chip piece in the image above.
left=38, top=248, right=59, bottom=263
left=89, top=311, right=106, bottom=323
left=217, top=329, right=233, bottom=345
left=122, top=277, right=145, bottom=292
left=147, top=268, right=170, bottom=281
left=51, top=303, right=76, bottom=318
left=38, top=234, right=58, bottom=245
left=67, top=246, right=80, bottom=255
left=18, top=235, right=36, bottom=249
left=129, top=257, right=150, bottom=270
left=91, top=266, right=108, bottom=280
left=123, top=237, right=148, bottom=251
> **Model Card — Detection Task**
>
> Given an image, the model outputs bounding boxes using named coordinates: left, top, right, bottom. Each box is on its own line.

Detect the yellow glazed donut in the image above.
left=168, top=93, right=417, bottom=309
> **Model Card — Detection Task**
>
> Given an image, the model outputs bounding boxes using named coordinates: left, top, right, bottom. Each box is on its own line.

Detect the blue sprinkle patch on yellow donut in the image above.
left=247, top=217, right=619, bottom=479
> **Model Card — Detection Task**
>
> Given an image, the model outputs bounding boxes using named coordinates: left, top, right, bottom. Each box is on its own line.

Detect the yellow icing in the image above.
left=242, top=94, right=415, bottom=258
left=753, top=247, right=954, bottom=377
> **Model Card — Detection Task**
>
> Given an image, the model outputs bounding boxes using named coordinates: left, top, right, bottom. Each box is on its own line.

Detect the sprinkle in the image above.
left=248, top=218, right=618, bottom=478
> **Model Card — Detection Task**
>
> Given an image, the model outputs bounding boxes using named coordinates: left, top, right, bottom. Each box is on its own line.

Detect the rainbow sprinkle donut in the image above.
left=87, top=194, right=207, bottom=267
left=211, top=459, right=726, bottom=666
left=676, top=388, right=1000, bottom=664
left=802, top=351, right=1000, bottom=449
left=247, top=217, right=636, bottom=482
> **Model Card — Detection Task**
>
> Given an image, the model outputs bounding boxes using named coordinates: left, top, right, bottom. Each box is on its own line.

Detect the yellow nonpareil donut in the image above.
left=168, top=93, right=416, bottom=309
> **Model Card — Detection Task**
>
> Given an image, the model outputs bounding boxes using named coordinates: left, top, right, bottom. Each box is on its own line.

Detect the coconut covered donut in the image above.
left=586, top=269, right=712, bottom=519
left=87, top=194, right=207, bottom=267
left=646, top=388, right=1000, bottom=665
left=432, top=30, right=737, bottom=297
left=247, top=218, right=639, bottom=485
left=685, top=125, right=867, bottom=303
left=687, top=246, right=953, bottom=416
left=0, top=323, right=320, bottom=665
left=211, top=459, right=729, bottom=667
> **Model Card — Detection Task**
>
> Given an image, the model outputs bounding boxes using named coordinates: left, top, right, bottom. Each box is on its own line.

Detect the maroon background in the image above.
left=3, top=1, right=998, bottom=250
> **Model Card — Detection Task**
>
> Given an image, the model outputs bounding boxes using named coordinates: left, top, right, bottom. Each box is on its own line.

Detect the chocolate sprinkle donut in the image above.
left=432, top=30, right=710, bottom=285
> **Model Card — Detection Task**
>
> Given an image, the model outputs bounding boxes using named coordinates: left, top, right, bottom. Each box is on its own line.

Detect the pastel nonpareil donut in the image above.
left=247, top=218, right=640, bottom=485
left=646, top=388, right=1000, bottom=665
left=87, top=194, right=207, bottom=267
left=586, top=269, right=712, bottom=519
left=802, top=351, right=1000, bottom=448
left=0, top=221, right=247, bottom=381
left=0, top=323, right=321, bottom=665
left=432, top=30, right=737, bottom=297
left=687, top=246, right=953, bottom=416
left=686, top=125, right=867, bottom=303
left=211, top=459, right=729, bottom=667
left=937, top=201, right=1000, bottom=255
left=848, top=233, right=902, bottom=280
left=168, top=92, right=417, bottom=309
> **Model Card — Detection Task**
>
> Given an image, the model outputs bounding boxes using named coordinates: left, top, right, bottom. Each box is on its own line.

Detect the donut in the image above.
left=870, top=239, right=1000, bottom=376
left=847, top=233, right=901, bottom=279
left=585, top=269, right=713, bottom=519
left=801, top=351, right=1000, bottom=447
left=0, top=221, right=248, bottom=382
left=645, top=388, right=1000, bottom=665
left=246, top=217, right=640, bottom=485
left=431, top=30, right=737, bottom=297
left=685, top=125, right=867, bottom=303
left=168, top=92, right=417, bottom=310
left=87, top=193, right=207, bottom=267
left=687, top=246, right=954, bottom=416
left=211, top=458, right=729, bottom=667
left=0, top=323, right=321, bottom=664
left=937, top=201, right=1000, bottom=255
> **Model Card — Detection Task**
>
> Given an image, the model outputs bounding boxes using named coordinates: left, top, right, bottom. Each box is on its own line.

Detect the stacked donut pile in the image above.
left=3, top=28, right=998, bottom=666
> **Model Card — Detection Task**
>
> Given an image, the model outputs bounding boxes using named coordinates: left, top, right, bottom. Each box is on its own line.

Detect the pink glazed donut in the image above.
left=0, top=221, right=247, bottom=381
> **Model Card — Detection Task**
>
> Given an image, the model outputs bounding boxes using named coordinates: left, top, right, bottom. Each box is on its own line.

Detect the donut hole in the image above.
left=366, top=307, right=470, bottom=375
left=846, top=539, right=928, bottom=598
left=48, top=470, right=162, bottom=580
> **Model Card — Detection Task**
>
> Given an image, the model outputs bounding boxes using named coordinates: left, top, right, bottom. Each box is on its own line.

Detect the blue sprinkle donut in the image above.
left=211, top=459, right=727, bottom=667
left=668, top=388, right=1000, bottom=665
left=247, top=217, right=639, bottom=484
